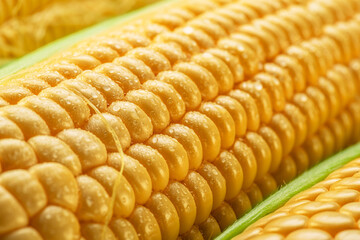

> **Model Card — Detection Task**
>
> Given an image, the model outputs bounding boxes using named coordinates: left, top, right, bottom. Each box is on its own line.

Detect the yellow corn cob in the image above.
left=0, top=0, right=360, bottom=239
left=0, top=0, right=158, bottom=60
left=234, top=157, right=360, bottom=240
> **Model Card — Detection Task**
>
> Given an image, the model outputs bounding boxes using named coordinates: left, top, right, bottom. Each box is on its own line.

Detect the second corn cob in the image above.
left=0, top=0, right=360, bottom=239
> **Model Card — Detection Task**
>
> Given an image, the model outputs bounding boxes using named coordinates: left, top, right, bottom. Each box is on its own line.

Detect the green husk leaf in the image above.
left=217, top=142, right=360, bottom=240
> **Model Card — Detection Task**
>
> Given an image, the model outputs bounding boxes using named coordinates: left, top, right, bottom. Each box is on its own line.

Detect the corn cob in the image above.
left=0, top=0, right=158, bottom=61
left=233, top=156, right=360, bottom=240
left=0, top=0, right=360, bottom=239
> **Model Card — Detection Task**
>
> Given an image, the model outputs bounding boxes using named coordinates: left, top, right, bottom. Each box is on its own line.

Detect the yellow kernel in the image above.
left=192, top=52, right=234, bottom=93
left=39, top=86, right=90, bottom=127
left=76, top=175, right=110, bottom=222
left=301, top=41, right=327, bottom=76
left=163, top=124, right=203, bottom=170
left=293, top=93, right=320, bottom=136
left=274, top=155, right=297, bottom=185
left=126, top=89, right=170, bottom=132
left=0, top=170, right=46, bottom=217
left=181, top=111, right=221, bottom=162
left=283, top=104, right=307, bottom=148
left=146, top=193, right=180, bottom=240
left=60, top=79, right=107, bottom=112
left=246, top=183, right=263, bottom=207
left=269, top=113, right=295, bottom=156
left=29, top=163, right=78, bottom=212
left=95, top=63, right=140, bottom=93
left=206, top=48, right=244, bottom=83
left=28, top=136, right=81, bottom=176
left=13, top=78, right=50, bottom=95
left=177, top=26, right=215, bottom=49
left=264, top=63, right=294, bottom=101
left=150, top=43, right=187, bottom=65
left=199, top=102, right=235, bottom=149
left=157, top=71, right=201, bottom=110
left=290, top=201, right=340, bottom=217
left=109, top=101, right=153, bottom=143
left=318, top=78, right=341, bottom=118
left=80, top=223, right=116, bottom=240
left=164, top=182, right=197, bottom=234
left=335, top=230, right=360, bottom=240
left=287, top=46, right=319, bottom=86
left=183, top=171, right=213, bottom=224
left=308, top=211, right=356, bottom=236
left=147, top=134, right=189, bottom=181
left=339, top=202, right=360, bottom=221
left=265, top=15, right=301, bottom=45
left=264, top=215, right=308, bottom=235
left=155, top=32, right=200, bottom=54
left=188, top=18, right=226, bottom=41
left=109, top=218, right=138, bottom=240
left=274, top=55, right=306, bottom=93
left=245, top=132, right=272, bottom=180
left=57, top=129, right=106, bottom=172
left=0, top=116, right=24, bottom=140
left=127, top=48, right=171, bottom=75
left=230, top=89, right=260, bottom=131
left=19, top=96, right=73, bottom=134
left=114, top=32, right=151, bottom=48
left=181, top=226, right=203, bottom=240
left=198, top=215, right=221, bottom=240
left=231, top=33, right=266, bottom=62
left=214, top=151, right=243, bottom=200
left=0, top=86, right=33, bottom=104
left=0, top=139, right=37, bottom=171
left=259, top=126, right=283, bottom=173
left=324, top=26, right=352, bottom=63
left=49, top=61, right=81, bottom=79
left=198, top=163, right=226, bottom=210
left=32, top=206, right=80, bottom=240
left=278, top=10, right=311, bottom=40
left=66, top=54, right=101, bottom=70
left=239, top=82, right=273, bottom=124
left=35, top=71, right=65, bottom=87
left=230, top=4, right=259, bottom=20
left=291, top=147, right=310, bottom=176
left=232, top=139, right=257, bottom=189
left=227, top=191, right=252, bottom=218
left=239, top=24, right=279, bottom=60
left=328, top=118, right=346, bottom=153
left=256, top=173, right=278, bottom=198
left=217, top=38, right=259, bottom=77
left=215, top=95, right=247, bottom=137
left=113, top=154, right=152, bottom=204
left=114, top=56, right=154, bottom=83
left=82, top=45, right=119, bottom=62
left=76, top=70, right=124, bottom=104
left=0, top=227, right=42, bottom=240
left=254, top=73, right=286, bottom=112
left=85, top=113, right=130, bottom=151
left=143, top=80, right=186, bottom=122
left=286, top=229, right=332, bottom=240
left=316, top=189, right=360, bottom=206
left=174, top=62, right=219, bottom=101
left=88, top=166, right=135, bottom=218
left=212, top=202, right=237, bottom=231
left=128, top=206, right=162, bottom=240
left=152, top=13, right=185, bottom=30
left=306, top=86, right=329, bottom=126
left=126, top=144, right=169, bottom=191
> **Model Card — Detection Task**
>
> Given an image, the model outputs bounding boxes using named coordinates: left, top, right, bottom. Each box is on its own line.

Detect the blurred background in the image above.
left=0, top=0, right=158, bottom=66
